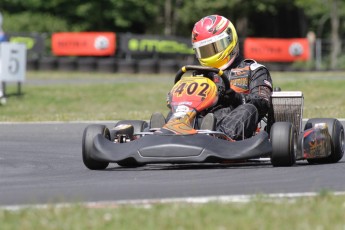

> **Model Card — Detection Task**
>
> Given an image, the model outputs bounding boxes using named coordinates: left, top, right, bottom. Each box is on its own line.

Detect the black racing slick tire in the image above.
left=305, top=118, right=344, bottom=164
left=82, top=124, right=110, bottom=170
left=270, top=122, right=297, bottom=167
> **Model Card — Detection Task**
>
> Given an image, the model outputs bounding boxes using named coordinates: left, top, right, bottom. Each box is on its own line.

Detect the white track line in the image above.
left=2, top=191, right=345, bottom=211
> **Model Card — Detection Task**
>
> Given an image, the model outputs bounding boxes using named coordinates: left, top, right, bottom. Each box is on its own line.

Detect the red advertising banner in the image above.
left=52, top=32, right=116, bottom=56
left=244, top=38, right=310, bottom=62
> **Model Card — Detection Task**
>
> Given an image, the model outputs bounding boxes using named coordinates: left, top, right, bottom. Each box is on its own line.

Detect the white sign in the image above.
left=0, top=42, right=26, bottom=82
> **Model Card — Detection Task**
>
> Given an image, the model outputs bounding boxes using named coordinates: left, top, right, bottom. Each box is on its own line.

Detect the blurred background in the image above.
left=0, top=0, right=344, bottom=73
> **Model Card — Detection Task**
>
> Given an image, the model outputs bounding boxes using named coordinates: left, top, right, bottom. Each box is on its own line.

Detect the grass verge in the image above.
left=0, top=71, right=344, bottom=121
left=1, top=193, right=345, bottom=230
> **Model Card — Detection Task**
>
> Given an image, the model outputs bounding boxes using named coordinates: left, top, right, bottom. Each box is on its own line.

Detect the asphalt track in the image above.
left=1, top=121, right=345, bottom=206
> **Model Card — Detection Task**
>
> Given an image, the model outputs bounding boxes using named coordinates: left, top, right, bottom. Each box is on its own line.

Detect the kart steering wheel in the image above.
left=174, top=65, right=230, bottom=91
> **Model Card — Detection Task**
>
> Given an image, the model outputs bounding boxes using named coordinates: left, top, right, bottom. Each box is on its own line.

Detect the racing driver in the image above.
left=191, top=14, right=273, bottom=140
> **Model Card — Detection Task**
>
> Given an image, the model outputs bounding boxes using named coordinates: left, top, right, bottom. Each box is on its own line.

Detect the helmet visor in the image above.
left=193, top=35, right=232, bottom=59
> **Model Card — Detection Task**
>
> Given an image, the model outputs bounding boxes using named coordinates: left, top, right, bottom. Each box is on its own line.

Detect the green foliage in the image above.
left=172, top=0, right=301, bottom=36
left=294, top=0, right=345, bottom=36
left=2, top=12, right=69, bottom=33
left=109, top=0, right=163, bottom=33
left=0, top=0, right=340, bottom=37
left=1, top=0, right=165, bottom=33
left=290, top=60, right=317, bottom=71
left=295, top=0, right=329, bottom=16
left=176, top=0, right=237, bottom=35
left=336, top=54, right=345, bottom=69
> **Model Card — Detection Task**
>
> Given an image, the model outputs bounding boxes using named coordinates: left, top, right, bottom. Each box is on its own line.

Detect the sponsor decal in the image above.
left=244, top=38, right=310, bottom=62
left=289, top=42, right=304, bottom=57
left=192, top=32, right=228, bottom=48
left=8, top=33, right=45, bottom=57
left=120, top=34, right=193, bottom=55
left=176, top=105, right=189, bottom=113
left=231, top=78, right=248, bottom=88
left=9, top=36, right=35, bottom=49
left=52, top=32, right=116, bottom=56
left=172, top=105, right=189, bottom=118
left=94, top=36, right=110, bottom=50
left=128, top=38, right=193, bottom=54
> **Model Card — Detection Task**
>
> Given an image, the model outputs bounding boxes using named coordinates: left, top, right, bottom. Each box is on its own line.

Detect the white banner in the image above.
left=0, top=42, right=26, bottom=82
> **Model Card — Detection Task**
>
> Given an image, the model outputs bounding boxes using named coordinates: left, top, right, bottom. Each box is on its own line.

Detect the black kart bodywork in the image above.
left=88, top=129, right=272, bottom=165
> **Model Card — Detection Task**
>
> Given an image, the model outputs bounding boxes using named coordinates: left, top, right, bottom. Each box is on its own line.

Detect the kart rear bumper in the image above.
left=89, top=131, right=272, bottom=164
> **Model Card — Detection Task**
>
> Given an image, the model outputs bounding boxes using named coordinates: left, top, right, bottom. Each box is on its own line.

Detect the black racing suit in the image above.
left=211, top=57, right=273, bottom=140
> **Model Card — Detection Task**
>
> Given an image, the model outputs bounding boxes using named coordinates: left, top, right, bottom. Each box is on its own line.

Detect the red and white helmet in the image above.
left=192, top=15, right=239, bottom=70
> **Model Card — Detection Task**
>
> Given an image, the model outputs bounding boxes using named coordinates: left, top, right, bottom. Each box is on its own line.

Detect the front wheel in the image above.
left=305, top=118, right=344, bottom=164
left=270, top=122, right=297, bottom=167
left=82, top=124, right=110, bottom=170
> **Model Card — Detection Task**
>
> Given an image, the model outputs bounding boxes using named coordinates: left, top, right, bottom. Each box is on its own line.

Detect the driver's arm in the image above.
left=246, top=67, right=273, bottom=118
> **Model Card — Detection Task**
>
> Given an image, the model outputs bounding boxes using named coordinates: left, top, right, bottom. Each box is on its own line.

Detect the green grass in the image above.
left=272, top=71, right=345, bottom=118
left=1, top=71, right=345, bottom=121
left=0, top=72, right=172, bottom=121
left=1, top=193, right=345, bottom=230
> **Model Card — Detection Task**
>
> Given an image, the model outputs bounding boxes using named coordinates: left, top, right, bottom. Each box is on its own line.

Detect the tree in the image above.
left=295, top=0, right=345, bottom=69
left=0, top=0, right=164, bottom=33
left=175, top=0, right=305, bottom=37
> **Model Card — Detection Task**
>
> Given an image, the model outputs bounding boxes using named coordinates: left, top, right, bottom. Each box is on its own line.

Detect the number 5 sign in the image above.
left=0, top=42, right=26, bottom=82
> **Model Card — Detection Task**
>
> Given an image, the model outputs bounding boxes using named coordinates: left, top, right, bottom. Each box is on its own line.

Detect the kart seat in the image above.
left=269, top=91, right=304, bottom=134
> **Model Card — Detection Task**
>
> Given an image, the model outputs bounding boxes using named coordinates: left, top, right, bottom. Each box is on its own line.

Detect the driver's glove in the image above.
left=220, top=88, right=244, bottom=107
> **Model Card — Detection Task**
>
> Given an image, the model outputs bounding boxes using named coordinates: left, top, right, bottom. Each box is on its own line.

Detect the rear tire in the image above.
left=82, top=124, right=110, bottom=170
left=270, top=122, right=297, bottom=167
left=305, top=118, right=344, bottom=164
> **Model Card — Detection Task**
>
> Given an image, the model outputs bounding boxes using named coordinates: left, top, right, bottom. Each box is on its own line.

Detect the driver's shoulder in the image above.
left=224, top=59, right=266, bottom=74
left=241, top=59, right=267, bottom=71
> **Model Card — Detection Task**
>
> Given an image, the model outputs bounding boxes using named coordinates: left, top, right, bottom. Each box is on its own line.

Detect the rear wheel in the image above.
left=270, top=122, right=297, bottom=167
left=82, top=124, right=110, bottom=170
left=305, top=118, right=344, bottom=164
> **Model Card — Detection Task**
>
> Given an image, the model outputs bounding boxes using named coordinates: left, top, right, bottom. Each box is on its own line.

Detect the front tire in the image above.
left=82, top=124, right=110, bottom=170
left=305, top=118, right=344, bottom=164
left=270, top=122, right=297, bottom=167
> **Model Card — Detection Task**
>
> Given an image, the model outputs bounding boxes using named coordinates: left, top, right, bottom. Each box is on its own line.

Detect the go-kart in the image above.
left=82, top=65, right=344, bottom=170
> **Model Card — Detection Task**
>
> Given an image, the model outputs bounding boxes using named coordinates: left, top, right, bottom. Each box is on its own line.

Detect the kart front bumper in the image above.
left=89, top=131, right=272, bottom=164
